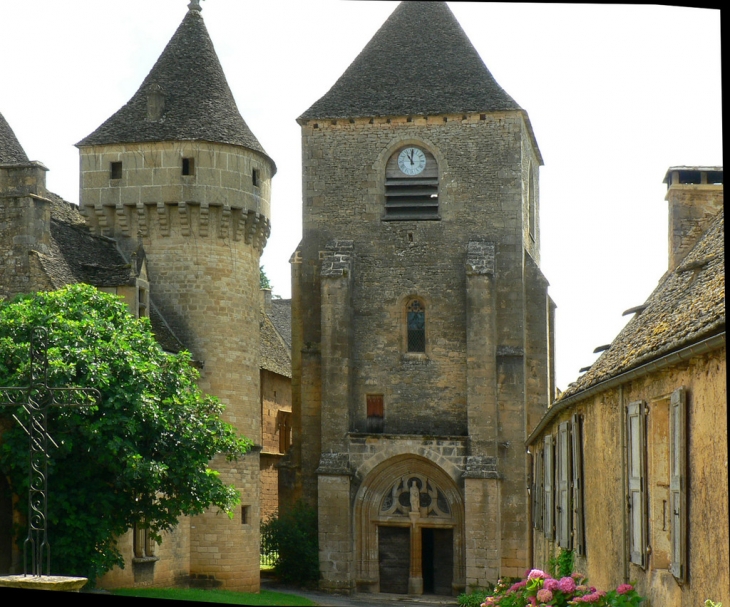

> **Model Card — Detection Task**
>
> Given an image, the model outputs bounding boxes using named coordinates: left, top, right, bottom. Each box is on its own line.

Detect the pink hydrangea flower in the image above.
left=508, top=580, right=527, bottom=593
left=617, top=584, right=634, bottom=595
left=537, top=588, right=553, bottom=603
left=558, top=576, right=576, bottom=594
left=578, top=592, right=602, bottom=603
left=528, top=569, right=548, bottom=580
left=544, top=578, right=560, bottom=592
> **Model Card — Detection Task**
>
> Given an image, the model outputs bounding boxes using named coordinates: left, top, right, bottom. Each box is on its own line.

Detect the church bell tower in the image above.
left=288, top=1, right=553, bottom=594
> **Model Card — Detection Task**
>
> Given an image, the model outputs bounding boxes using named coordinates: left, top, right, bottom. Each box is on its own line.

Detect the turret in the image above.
left=77, top=2, right=274, bottom=591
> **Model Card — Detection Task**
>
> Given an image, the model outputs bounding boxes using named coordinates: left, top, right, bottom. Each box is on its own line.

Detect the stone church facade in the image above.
left=284, top=2, right=554, bottom=595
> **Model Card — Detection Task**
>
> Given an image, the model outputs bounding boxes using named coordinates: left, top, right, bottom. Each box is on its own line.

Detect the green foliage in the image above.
left=112, top=587, right=316, bottom=605
left=705, top=601, right=723, bottom=607
left=458, top=587, right=492, bottom=607
left=547, top=548, right=574, bottom=579
left=0, top=284, right=251, bottom=582
left=260, top=265, right=272, bottom=290
left=261, top=500, right=319, bottom=586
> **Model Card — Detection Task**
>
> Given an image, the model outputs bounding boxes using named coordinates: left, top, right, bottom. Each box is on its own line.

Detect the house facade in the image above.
left=527, top=167, right=726, bottom=607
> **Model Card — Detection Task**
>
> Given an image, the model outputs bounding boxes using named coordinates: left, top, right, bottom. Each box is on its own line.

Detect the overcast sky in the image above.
left=0, top=1, right=721, bottom=392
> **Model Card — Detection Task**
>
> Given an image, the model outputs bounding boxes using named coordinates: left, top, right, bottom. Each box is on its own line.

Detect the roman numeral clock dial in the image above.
left=398, top=147, right=427, bottom=176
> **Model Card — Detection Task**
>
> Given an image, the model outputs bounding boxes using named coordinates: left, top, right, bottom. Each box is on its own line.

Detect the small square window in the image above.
left=182, top=157, right=195, bottom=176
left=110, top=162, right=122, bottom=180
left=367, top=394, right=384, bottom=433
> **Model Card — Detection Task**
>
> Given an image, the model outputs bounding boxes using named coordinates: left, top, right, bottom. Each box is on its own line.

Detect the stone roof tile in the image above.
left=77, top=7, right=275, bottom=173
left=0, top=111, right=29, bottom=163
left=299, top=1, right=520, bottom=121
left=561, top=209, right=725, bottom=399
left=260, top=312, right=291, bottom=378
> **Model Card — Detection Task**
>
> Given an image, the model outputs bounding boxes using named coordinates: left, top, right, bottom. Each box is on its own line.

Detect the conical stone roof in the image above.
left=299, top=1, right=521, bottom=121
left=78, top=5, right=274, bottom=171
left=0, top=111, right=30, bottom=163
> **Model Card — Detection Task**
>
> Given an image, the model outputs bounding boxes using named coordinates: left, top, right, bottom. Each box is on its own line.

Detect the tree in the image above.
left=260, top=265, right=272, bottom=290
left=0, top=284, right=251, bottom=582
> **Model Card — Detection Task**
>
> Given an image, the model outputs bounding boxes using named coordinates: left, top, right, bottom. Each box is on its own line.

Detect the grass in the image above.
left=111, top=587, right=316, bottom=605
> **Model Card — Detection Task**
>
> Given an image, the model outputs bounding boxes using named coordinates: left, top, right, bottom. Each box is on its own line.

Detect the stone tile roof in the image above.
left=299, top=1, right=521, bottom=121
left=77, top=7, right=275, bottom=172
left=560, top=209, right=725, bottom=400
left=260, top=312, right=291, bottom=378
left=0, top=111, right=29, bottom=163
left=37, top=198, right=186, bottom=354
left=269, top=298, right=292, bottom=349
left=39, top=203, right=133, bottom=289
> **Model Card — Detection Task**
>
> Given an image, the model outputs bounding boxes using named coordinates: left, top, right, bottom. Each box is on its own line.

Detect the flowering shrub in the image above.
left=478, top=571, right=645, bottom=607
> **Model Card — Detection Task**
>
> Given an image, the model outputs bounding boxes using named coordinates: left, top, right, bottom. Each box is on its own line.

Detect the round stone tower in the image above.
left=76, top=2, right=275, bottom=591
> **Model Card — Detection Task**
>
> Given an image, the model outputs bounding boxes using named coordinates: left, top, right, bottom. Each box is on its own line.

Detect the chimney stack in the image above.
left=664, top=166, right=723, bottom=270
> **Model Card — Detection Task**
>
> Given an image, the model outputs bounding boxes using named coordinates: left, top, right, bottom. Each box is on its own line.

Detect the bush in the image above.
left=261, top=500, right=319, bottom=586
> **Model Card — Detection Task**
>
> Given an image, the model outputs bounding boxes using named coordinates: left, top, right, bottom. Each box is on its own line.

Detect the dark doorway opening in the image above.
left=378, top=526, right=409, bottom=594
left=422, top=527, right=453, bottom=595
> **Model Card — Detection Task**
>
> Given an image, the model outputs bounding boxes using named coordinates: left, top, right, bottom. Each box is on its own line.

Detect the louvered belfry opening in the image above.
left=384, top=145, right=439, bottom=220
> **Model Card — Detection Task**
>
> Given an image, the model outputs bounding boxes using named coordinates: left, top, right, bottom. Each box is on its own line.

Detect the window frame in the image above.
left=405, top=298, right=426, bottom=353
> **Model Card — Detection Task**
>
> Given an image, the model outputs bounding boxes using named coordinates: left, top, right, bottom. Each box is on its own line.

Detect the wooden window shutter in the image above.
left=557, top=421, right=572, bottom=549
left=544, top=434, right=555, bottom=540
left=627, top=400, right=648, bottom=568
left=533, top=449, right=544, bottom=531
left=571, top=413, right=585, bottom=556
left=669, top=387, right=687, bottom=582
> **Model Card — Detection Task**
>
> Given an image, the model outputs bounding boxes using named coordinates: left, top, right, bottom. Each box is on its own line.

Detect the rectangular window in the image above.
left=252, top=169, right=260, bottom=188
left=557, top=421, right=572, bottom=549
left=110, top=161, right=122, bottom=180
left=627, top=400, right=648, bottom=568
left=278, top=411, right=291, bottom=454
left=367, top=394, right=384, bottom=433
left=182, top=157, right=195, bottom=176
left=543, top=434, right=554, bottom=540
left=133, top=522, right=156, bottom=559
left=669, top=387, right=687, bottom=582
left=241, top=505, right=251, bottom=525
left=571, top=413, right=585, bottom=556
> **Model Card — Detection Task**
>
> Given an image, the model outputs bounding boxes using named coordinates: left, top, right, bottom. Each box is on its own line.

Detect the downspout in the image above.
left=527, top=449, right=534, bottom=570
left=619, top=384, right=629, bottom=584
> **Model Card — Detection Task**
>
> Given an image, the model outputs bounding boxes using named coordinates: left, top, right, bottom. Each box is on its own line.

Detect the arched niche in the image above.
left=354, top=454, right=465, bottom=595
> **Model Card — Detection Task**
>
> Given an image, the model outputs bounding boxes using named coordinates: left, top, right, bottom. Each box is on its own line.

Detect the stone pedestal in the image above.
left=0, top=575, right=88, bottom=592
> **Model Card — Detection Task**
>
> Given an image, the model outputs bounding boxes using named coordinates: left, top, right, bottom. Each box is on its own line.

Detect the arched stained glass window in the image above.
left=407, top=299, right=425, bottom=352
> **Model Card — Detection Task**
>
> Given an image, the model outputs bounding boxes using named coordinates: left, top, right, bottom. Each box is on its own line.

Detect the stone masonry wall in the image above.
left=79, top=140, right=272, bottom=592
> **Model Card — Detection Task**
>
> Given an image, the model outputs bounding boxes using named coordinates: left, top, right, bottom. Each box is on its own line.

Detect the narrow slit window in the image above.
left=110, top=161, right=122, bottom=180
left=407, top=299, right=426, bottom=352
left=182, top=157, right=195, bottom=176
left=252, top=169, right=260, bottom=188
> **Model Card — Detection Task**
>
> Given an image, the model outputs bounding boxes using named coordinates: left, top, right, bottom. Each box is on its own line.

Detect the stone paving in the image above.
left=262, top=580, right=459, bottom=607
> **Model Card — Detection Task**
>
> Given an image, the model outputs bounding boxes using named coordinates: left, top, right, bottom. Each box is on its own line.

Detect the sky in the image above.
left=0, top=1, right=722, bottom=392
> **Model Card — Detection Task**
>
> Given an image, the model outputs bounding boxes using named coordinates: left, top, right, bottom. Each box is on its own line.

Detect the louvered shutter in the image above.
left=544, top=434, right=554, bottom=539
left=557, top=421, right=572, bottom=548
left=533, top=449, right=544, bottom=531
left=627, top=400, right=647, bottom=568
left=669, top=387, right=687, bottom=582
left=571, top=413, right=585, bottom=556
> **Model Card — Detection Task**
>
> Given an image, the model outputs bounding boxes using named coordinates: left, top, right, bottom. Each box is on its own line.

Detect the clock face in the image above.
left=398, top=147, right=427, bottom=176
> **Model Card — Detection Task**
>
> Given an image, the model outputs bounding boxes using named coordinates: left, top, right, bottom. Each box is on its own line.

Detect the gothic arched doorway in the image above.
left=354, top=455, right=465, bottom=595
